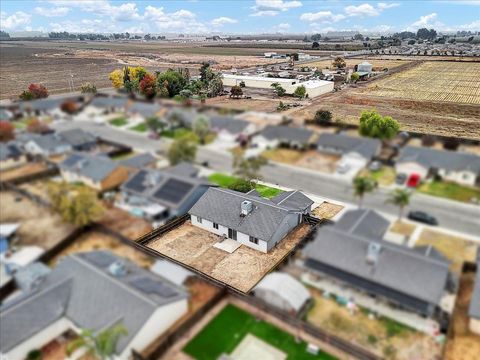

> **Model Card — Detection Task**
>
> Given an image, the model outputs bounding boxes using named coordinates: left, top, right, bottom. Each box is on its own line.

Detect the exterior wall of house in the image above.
left=268, top=212, right=300, bottom=251
left=395, top=162, right=429, bottom=179
left=0, top=155, right=27, bottom=171
left=254, top=288, right=295, bottom=313
left=5, top=318, right=72, bottom=360
left=438, top=169, right=476, bottom=186
left=251, top=135, right=278, bottom=150
left=121, top=299, right=188, bottom=358
left=60, top=170, right=102, bottom=190
left=469, top=317, right=480, bottom=335
left=190, top=216, right=268, bottom=252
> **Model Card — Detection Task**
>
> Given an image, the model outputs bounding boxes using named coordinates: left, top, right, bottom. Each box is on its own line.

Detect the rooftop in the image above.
left=60, top=152, right=120, bottom=182
left=317, top=133, right=381, bottom=158
left=259, top=125, right=314, bottom=145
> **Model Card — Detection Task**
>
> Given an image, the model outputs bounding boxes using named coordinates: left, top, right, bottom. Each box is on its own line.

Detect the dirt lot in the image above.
left=146, top=221, right=311, bottom=293
left=0, top=162, right=50, bottom=182
left=262, top=148, right=339, bottom=173
left=98, top=206, right=153, bottom=240
left=0, top=191, right=76, bottom=249
left=312, top=202, right=344, bottom=220
left=414, top=229, right=478, bottom=274
left=444, top=271, right=480, bottom=360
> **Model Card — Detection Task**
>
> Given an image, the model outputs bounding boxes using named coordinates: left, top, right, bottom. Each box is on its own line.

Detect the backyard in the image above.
left=184, top=303, right=337, bottom=360
left=208, top=173, right=283, bottom=199
left=418, top=180, right=480, bottom=203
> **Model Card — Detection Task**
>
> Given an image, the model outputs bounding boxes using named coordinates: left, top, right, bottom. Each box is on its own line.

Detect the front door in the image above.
left=228, top=228, right=237, bottom=240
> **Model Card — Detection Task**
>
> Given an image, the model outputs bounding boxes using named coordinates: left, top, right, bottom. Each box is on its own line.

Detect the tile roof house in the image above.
left=189, top=187, right=313, bottom=253
left=469, top=249, right=480, bottom=335
left=57, top=128, right=97, bottom=151
left=251, top=125, right=314, bottom=149
left=396, top=146, right=480, bottom=186
left=117, top=165, right=211, bottom=224
left=0, top=251, right=188, bottom=360
left=303, top=209, right=451, bottom=317
left=60, top=152, right=130, bottom=191
left=0, top=142, right=27, bottom=170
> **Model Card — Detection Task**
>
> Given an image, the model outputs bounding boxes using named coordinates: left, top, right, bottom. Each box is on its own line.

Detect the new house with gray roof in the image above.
left=252, top=125, right=314, bottom=149
left=189, top=187, right=313, bottom=253
left=396, top=146, right=480, bottom=186
left=303, top=209, right=451, bottom=317
left=0, top=251, right=188, bottom=360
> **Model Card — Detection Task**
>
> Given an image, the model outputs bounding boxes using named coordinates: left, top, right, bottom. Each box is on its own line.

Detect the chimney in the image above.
left=366, top=242, right=381, bottom=265
left=241, top=200, right=253, bottom=216
left=108, top=260, right=127, bottom=277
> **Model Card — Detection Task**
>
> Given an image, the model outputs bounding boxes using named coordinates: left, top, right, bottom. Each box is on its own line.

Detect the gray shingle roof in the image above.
left=90, top=96, right=128, bottom=109
left=259, top=125, right=314, bottom=145
left=469, top=250, right=480, bottom=319
left=119, top=153, right=157, bottom=169
left=317, top=133, right=381, bottom=158
left=189, top=187, right=312, bottom=242
left=271, top=190, right=314, bottom=211
left=165, top=162, right=199, bottom=178
left=60, top=152, right=120, bottom=182
left=18, top=98, right=64, bottom=112
left=209, top=116, right=250, bottom=134
left=58, top=128, right=96, bottom=147
left=398, top=146, right=480, bottom=173
left=127, top=102, right=162, bottom=118
left=0, top=142, right=23, bottom=161
left=0, top=251, right=188, bottom=354
left=29, top=133, right=71, bottom=153
left=335, top=209, right=390, bottom=240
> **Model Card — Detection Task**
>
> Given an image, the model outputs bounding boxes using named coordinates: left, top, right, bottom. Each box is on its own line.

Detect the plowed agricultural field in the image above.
left=361, top=61, right=480, bottom=105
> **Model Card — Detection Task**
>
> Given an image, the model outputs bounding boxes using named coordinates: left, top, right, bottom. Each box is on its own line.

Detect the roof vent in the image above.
left=108, top=260, right=127, bottom=277
left=366, top=242, right=381, bottom=265
left=241, top=200, right=253, bottom=216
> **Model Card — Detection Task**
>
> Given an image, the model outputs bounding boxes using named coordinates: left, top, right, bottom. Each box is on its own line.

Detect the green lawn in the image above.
left=208, top=173, right=282, bottom=199
left=161, top=127, right=193, bottom=139
left=358, top=167, right=396, bottom=186
left=418, top=180, right=480, bottom=203
left=128, top=122, right=148, bottom=132
left=183, top=304, right=337, bottom=360
left=109, top=117, right=128, bottom=127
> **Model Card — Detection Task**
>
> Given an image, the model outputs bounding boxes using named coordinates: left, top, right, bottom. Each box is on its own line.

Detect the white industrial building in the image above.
left=222, top=74, right=334, bottom=98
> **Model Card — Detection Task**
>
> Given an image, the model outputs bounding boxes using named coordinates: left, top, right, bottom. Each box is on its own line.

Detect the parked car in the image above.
left=408, top=211, right=438, bottom=225
left=406, top=173, right=421, bottom=187
left=368, top=161, right=382, bottom=171
left=396, top=173, right=407, bottom=185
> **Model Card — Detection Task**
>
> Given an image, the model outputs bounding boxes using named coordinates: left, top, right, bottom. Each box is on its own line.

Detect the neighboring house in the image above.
left=303, top=209, right=451, bottom=318
left=84, top=96, right=128, bottom=116
left=24, top=133, right=72, bottom=157
left=253, top=272, right=311, bottom=315
left=126, top=102, right=164, bottom=122
left=208, top=115, right=256, bottom=143
left=60, top=153, right=130, bottom=191
left=0, top=251, right=189, bottom=360
left=0, top=142, right=27, bottom=170
left=17, top=98, right=65, bottom=118
left=251, top=125, right=314, bottom=150
left=317, top=133, right=381, bottom=167
left=150, top=259, right=194, bottom=286
left=119, top=153, right=157, bottom=170
left=396, top=146, right=480, bottom=186
left=189, top=187, right=313, bottom=253
left=117, top=164, right=211, bottom=223
left=468, top=250, right=480, bottom=335
left=57, top=128, right=97, bottom=151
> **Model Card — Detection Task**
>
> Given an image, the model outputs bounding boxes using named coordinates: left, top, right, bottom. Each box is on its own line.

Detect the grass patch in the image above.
left=12, top=121, right=27, bottom=129
left=262, top=148, right=304, bottom=164
left=379, top=317, right=414, bottom=338
left=208, top=173, right=282, bottom=199
left=389, top=221, right=416, bottom=237
left=128, top=122, right=147, bottom=132
left=358, top=167, right=396, bottom=186
left=161, top=127, right=193, bottom=139
left=418, top=180, right=480, bottom=203
left=109, top=117, right=128, bottom=127
left=183, top=304, right=336, bottom=360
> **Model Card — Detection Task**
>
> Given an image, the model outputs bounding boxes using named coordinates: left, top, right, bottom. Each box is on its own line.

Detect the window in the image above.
left=213, top=222, right=219, bottom=230
left=196, top=216, right=202, bottom=224
left=228, top=228, right=237, bottom=240
left=249, top=236, right=259, bottom=245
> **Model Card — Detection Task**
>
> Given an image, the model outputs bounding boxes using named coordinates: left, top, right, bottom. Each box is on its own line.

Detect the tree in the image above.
left=387, top=188, right=412, bottom=222
left=19, top=90, right=34, bottom=101
left=277, top=101, right=288, bottom=112
left=228, top=179, right=254, bottom=193
left=313, top=110, right=332, bottom=126
left=293, top=85, right=307, bottom=99
left=230, top=85, right=243, bottom=98
left=312, top=41, right=320, bottom=49
left=192, top=116, right=210, bottom=145
left=0, top=121, right=15, bottom=142
left=350, top=72, right=360, bottom=83
left=66, top=324, right=128, bottom=360
left=354, top=33, right=364, bottom=41
left=61, top=100, right=79, bottom=114
left=80, top=82, right=97, bottom=94
left=311, top=33, right=321, bottom=41
left=359, top=109, right=400, bottom=140
left=167, top=137, right=197, bottom=165
left=233, top=153, right=267, bottom=183
left=156, top=69, right=188, bottom=97
left=28, top=84, right=48, bottom=99
left=239, top=81, right=246, bottom=88
left=146, top=116, right=166, bottom=134
left=139, top=73, right=157, bottom=99
left=207, top=74, right=224, bottom=97
left=353, top=177, right=376, bottom=208
left=109, top=69, right=124, bottom=89
left=27, top=118, right=50, bottom=133
left=271, top=83, right=286, bottom=97
left=332, top=57, right=346, bottom=69
left=416, top=28, right=437, bottom=40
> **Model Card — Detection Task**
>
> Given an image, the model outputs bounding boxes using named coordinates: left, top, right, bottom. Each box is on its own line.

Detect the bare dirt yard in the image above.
left=262, top=149, right=340, bottom=173
left=0, top=162, right=50, bottom=182
left=146, top=221, right=311, bottom=293
left=0, top=191, right=76, bottom=249
left=312, top=202, right=344, bottom=220
left=98, top=206, right=153, bottom=240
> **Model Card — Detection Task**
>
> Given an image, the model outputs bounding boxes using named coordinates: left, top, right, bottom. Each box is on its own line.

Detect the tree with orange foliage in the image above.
left=0, top=121, right=15, bottom=142
left=27, top=118, right=50, bottom=134
left=139, top=73, right=157, bottom=99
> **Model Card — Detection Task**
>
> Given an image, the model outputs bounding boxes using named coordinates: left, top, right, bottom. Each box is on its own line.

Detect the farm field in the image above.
left=361, top=61, right=480, bottom=105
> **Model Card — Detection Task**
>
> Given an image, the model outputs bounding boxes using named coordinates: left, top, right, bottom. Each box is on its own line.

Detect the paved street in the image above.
left=53, top=121, right=480, bottom=237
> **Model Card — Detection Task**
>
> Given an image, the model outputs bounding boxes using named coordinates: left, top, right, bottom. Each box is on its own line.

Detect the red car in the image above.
left=406, top=173, right=421, bottom=187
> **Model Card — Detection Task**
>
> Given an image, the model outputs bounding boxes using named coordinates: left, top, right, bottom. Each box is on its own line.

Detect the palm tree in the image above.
left=66, top=324, right=128, bottom=360
left=353, top=177, right=376, bottom=208
left=387, top=188, right=412, bottom=222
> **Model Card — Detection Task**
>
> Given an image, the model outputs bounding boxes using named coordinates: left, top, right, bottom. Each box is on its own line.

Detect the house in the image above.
left=0, top=251, right=189, bottom=360
left=317, top=133, right=381, bottom=172
left=119, top=153, right=157, bottom=170
left=60, top=153, right=130, bottom=191
left=468, top=250, right=480, bottom=335
left=150, top=259, right=194, bottom=286
left=251, top=125, right=314, bottom=150
left=188, top=187, right=313, bottom=253
left=0, top=142, right=27, bottom=170
left=396, top=146, right=480, bottom=186
left=57, top=128, right=97, bottom=151
left=303, top=209, right=451, bottom=318
left=17, top=98, right=65, bottom=118
left=23, top=133, right=72, bottom=158
left=126, top=102, right=164, bottom=121
left=209, top=115, right=256, bottom=143
left=117, top=164, right=211, bottom=223
left=253, top=272, right=311, bottom=315
left=84, top=96, right=128, bottom=116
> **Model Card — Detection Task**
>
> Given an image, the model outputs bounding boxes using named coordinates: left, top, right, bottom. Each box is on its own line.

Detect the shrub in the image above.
left=313, top=110, right=332, bottom=126
left=228, top=179, right=253, bottom=193
left=80, top=82, right=97, bottom=94
left=26, top=350, right=42, bottom=360
left=293, top=85, right=307, bottom=99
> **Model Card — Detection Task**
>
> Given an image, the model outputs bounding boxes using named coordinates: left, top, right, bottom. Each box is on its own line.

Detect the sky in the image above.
left=0, top=0, right=479, bottom=34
